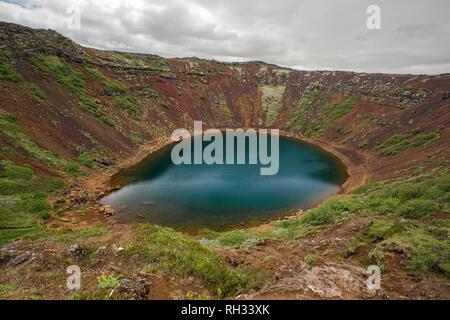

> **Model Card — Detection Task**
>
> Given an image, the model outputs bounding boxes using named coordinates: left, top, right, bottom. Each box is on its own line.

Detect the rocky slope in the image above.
left=0, top=21, right=449, bottom=300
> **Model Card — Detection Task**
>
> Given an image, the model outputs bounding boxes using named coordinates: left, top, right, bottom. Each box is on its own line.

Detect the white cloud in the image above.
left=0, top=0, right=449, bottom=74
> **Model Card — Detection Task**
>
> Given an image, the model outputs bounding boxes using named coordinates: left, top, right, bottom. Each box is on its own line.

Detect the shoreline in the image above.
left=81, top=130, right=369, bottom=229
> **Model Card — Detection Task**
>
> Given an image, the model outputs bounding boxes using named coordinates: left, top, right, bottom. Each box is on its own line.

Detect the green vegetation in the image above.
left=114, top=95, right=139, bottom=116
left=0, top=160, right=64, bottom=244
left=378, top=128, right=441, bottom=156
left=410, top=240, right=450, bottom=277
left=83, top=64, right=125, bottom=93
left=31, top=56, right=84, bottom=95
left=397, top=199, right=439, bottom=219
left=0, top=54, right=23, bottom=82
left=27, top=83, right=47, bottom=102
left=77, top=150, right=101, bottom=170
left=64, top=163, right=87, bottom=176
left=31, top=56, right=114, bottom=126
left=201, top=173, right=449, bottom=278
left=286, top=90, right=357, bottom=137
left=304, top=95, right=358, bottom=137
left=84, top=63, right=142, bottom=120
left=0, top=107, right=80, bottom=171
left=124, top=225, right=273, bottom=298
left=97, top=274, right=120, bottom=289
left=286, top=90, right=321, bottom=131
left=347, top=173, right=450, bottom=277
left=53, top=225, right=106, bottom=243
left=304, top=255, right=317, bottom=265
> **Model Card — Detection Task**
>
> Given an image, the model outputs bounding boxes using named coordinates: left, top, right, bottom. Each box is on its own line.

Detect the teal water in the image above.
left=101, top=136, right=348, bottom=231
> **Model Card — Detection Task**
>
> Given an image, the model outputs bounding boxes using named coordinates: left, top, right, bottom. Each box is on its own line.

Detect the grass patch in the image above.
left=114, top=95, right=139, bottom=115
left=397, top=199, right=439, bottom=219
left=0, top=160, right=64, bottom=245
left=378, top=129, right=441, bottom=156
left=0, top=107, right=82, bottom=173
left=27, top=83, right=47, bottom=102
left=31, top=56, right=114, bottom=126
left=286, top=90, right=321, bottom=131
left=83, top=64, right=125, bottom=94
left=65, top=163, right=87, bottom=176
left=304, top=95, right=358, bottom=137
left=410, top=240, right=450, bottom=277
left=53, top=226, right=106, bottom=243
left=343, top=173, right=449, bottom=277
left=125, top=225, right=273, bottom=298
left=0, top=54, right=23, bottom=82
left=77, top=150, right=102, bottom=170
left=286, top=91, right=357, bottom=137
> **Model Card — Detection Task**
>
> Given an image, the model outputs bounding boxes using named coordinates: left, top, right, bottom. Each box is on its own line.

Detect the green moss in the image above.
left=286, top=92, right=357, bottom=137
left=31, top=56, right=114, bottom=126
left=199, top=229, right=258, bottom=248
left=0, top=54, right=24, bottom=82
left=65, top=163, right=87, bottom=175
left=364, top=220, right=402, bottom=242
left=410, top=240, right=450, bottom=278
left=378, top=129, right=441, bottom=156
left=114, top=95, right=138, bottom=113
left=304, top=95, right=358, bottom=137
left=0, top=107, right=75, bottom=171
left=286, top=90, right=321, bottom=131
left=397, top=199, right=439, bottom=219
left=77, top=150, right=101, bottom=169
left=84, top=64, right=126, bottom=93
left=304, top=255, right=317, bottom=265
left=27, top=83, right=47, bottom=102
left=126, top=224, right=273, bottom=298
left=0, top=161, right=64, bottom=245
left=53, top=226, right=106, bottom=243
left=359, top=140, right=369, bottom=149
left=0, top=160, right=33, bottom=180
left=31, top=56, right=85, bottom=95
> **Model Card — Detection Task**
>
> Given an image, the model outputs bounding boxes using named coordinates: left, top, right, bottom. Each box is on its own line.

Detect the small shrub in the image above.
left=410, top=240, right=450, bottom=278
left=397, top=199, right=439, bottom=219
left=97, top=274, right=120, bottom=289
left=304, top=255, right=317, bottom=265
left=300, top=207, right=337, bottom=225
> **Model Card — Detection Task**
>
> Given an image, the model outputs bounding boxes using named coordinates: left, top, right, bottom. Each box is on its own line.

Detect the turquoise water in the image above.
left=101, top=136, right=348, bottom=231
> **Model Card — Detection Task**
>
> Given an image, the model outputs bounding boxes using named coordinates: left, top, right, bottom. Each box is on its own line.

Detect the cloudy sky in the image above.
left=1, top=0, right=449, bottom=74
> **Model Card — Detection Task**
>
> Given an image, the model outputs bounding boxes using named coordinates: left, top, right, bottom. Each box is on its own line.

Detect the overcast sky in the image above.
left=1, top=0, right=449, bottom=74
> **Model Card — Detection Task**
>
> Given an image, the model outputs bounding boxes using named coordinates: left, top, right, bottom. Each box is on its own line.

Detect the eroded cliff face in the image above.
left=0, top=21, right=449, bottom=183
